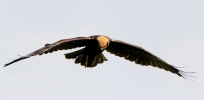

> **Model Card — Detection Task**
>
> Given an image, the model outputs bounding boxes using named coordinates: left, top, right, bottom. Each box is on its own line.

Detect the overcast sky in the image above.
left=0, top=0, right=204, bottom=100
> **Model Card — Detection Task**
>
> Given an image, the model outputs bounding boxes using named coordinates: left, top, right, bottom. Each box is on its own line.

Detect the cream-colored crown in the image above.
left=97, top=36, right=109, bottom=48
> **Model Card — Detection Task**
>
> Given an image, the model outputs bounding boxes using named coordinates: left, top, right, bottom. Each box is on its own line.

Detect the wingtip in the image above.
left=3, top=63, right=10, bottom=67
left=179, top=70, right=196, bottom=81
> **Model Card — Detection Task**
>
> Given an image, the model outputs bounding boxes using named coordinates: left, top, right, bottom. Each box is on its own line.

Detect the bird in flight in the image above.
left=4, top=35, right=192, bottom=79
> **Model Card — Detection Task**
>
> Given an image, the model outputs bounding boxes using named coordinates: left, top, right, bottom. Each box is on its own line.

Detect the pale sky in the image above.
left=0, top=0, right=204, bottom=100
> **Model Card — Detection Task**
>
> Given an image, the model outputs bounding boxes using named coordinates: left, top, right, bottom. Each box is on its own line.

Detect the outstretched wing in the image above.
left=4, top=37, right=91, bottom=67
left=106, top=40, right=189, bottom=78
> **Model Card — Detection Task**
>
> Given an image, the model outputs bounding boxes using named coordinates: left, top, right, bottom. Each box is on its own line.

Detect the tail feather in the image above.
left=75, top=53, right=107, bottom=67
left=64, top=49, right=107, bottom=67
left=89, top=55, right=97, bottom=67
left=97, top=56, right=103, bottom=64
left=81, top=55, right=88, bottom=67
left=97, top=53, right=108, bottom=63
left=75, top=55, right=84, bottom=64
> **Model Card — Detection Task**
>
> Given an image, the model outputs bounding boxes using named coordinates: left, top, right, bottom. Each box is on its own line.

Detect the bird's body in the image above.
left=65, top=36, right=109, bottom=67
left=4, top=35, right=192, bottom=79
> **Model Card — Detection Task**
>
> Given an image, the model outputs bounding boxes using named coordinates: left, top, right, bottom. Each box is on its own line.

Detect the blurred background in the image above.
left=0, top=0, right=203, bottom=100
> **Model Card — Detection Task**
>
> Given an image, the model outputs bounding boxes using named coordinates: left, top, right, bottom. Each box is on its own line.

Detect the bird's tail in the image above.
left=76, top=53, right=108, bottom=67
left=64, top=49, right=107, bottom=67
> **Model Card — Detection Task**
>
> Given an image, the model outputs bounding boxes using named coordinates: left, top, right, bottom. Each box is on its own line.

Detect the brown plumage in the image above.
left=4, top=35, right=193, bottom=79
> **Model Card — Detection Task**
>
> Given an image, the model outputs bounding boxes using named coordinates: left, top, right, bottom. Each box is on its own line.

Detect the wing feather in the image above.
left=4, top=37, right=91, bottom=67
left=106, top=40, right=187, bottom=77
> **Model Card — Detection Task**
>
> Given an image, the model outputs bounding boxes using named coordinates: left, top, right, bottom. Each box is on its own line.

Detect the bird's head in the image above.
left=96, top=35, right=110, bottom=50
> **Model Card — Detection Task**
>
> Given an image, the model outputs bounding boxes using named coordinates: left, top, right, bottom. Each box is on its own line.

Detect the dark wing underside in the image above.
left=40, top=37, right=91, bottom=55
left=106, top=40, right=189, bottom=78
left=4, top=37, right=91, bottom=67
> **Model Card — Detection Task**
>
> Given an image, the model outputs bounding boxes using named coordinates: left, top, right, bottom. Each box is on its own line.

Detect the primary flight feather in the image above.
left=4, top=35, right=191, bottom=79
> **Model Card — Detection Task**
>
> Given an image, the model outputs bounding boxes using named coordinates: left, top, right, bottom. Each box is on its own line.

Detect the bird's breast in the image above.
left=84, top=40, right=103, bottom=55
